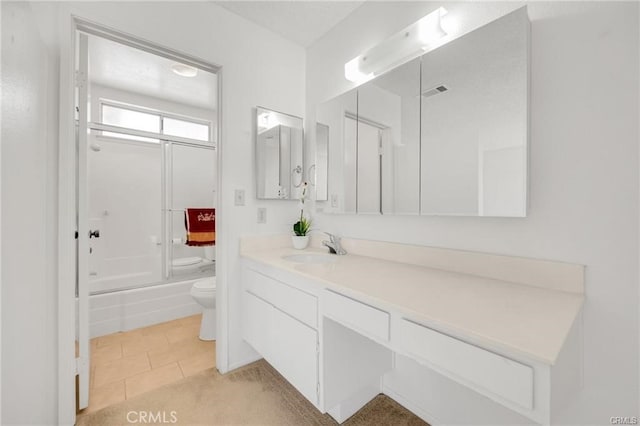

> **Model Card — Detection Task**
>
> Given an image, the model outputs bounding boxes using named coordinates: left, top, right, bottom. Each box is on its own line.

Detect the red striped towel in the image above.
left=185, top=208, right=215, bottom=246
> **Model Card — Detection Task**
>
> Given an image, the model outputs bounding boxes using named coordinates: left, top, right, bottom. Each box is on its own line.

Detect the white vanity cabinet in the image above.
left=241, top=267, right=320, bottom=407
left=240, top=238, right=585, bottom=425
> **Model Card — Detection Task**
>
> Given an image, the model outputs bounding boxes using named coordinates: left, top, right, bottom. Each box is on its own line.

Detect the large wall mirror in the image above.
left=316, top=7, right=530, bottom=217
left=314, top=123, right=329, bottom=201
left=256, top=107, right=304, bottom=200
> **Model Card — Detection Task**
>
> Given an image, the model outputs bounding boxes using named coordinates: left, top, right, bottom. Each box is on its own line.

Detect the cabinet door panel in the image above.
left=243, top=291, right=272, bottom=359
left=270, top=307, right=318, bottom=406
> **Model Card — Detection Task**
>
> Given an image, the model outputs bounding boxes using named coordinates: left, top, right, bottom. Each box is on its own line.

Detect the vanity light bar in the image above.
left=344, top=7, right=448, bottom=84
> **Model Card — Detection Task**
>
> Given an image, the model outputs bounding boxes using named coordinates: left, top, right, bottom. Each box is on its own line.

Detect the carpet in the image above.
left=77, top=359, right=428, bottom=426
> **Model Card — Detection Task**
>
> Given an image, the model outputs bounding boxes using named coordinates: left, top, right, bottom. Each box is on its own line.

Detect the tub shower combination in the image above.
left=86, top=130, right=217, bottom=340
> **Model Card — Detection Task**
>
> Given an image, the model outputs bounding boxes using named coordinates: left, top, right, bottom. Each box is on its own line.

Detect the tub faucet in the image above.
left=322, top=232, right=347, bottom=255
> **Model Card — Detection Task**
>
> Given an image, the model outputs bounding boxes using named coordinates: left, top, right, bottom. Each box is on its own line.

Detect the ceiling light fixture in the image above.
left=171, top=63, right=199, bottom=78
left=344, top=7, right=448, bottom=84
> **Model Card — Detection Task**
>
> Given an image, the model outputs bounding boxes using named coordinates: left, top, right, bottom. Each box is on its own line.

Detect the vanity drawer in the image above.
left=323, top=290, right=390, bottom=342
left=398, top=319, right=533, bottom=410
left=245, top=269, right=317, bottom=329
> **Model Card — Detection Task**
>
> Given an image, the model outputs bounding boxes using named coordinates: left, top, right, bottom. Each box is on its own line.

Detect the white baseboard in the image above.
left=383, top=383, right=443, bottom=426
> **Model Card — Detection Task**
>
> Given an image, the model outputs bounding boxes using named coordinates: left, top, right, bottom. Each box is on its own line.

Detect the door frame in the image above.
left=57, top=16, right=226, bottom=425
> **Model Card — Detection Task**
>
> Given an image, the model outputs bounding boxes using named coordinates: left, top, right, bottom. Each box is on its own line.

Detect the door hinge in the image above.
left=74, top=70, right=87, bottom=89
left=75, top=356, right=89, bottom=375
left=317, top=382, right=320, bottom=397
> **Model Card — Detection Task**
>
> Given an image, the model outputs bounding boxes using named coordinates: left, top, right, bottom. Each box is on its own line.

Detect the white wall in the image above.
left=1, top=2, right=60, bottom=424
left=6, top=1, right=306, bottom=424
left=307, top=2, right=639, bottom=424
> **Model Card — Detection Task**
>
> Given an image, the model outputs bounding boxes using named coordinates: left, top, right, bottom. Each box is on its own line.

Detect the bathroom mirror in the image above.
left=316, top=89, right=357, bottom=213
left=421, top=7, right=529, bottom=216
left=358, top=56, right=421, bottom=215
left=256, top=107, right=304, bottom=200
left=317, top=7, right=529, bottom=217
left=314, top=123, right=329, bottom=201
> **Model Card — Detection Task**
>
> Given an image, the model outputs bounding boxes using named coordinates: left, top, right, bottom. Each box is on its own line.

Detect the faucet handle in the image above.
left=324, top=232, right=337, bottom=243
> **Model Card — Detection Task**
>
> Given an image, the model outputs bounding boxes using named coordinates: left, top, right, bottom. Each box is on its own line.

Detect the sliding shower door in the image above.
left=167, top=143, right=217, bottom=279
left=87, top=135, right=163, bottom=293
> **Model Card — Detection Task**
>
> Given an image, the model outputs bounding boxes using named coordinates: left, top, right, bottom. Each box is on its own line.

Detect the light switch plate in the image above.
left=331, top=194, right=338, bottom=208
left=234, top=189, right=245, bottom=206
left=257, top=208, right=267, bottom=223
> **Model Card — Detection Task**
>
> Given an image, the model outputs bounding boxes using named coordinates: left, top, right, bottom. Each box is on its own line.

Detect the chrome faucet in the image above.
left=322, top=232, right=347, bottom=255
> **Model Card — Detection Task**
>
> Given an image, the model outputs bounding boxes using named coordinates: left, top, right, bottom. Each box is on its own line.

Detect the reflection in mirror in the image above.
left=358, top=57, right=421, bottom=215
left=318, top=58, right=421, bottom=215
left=256, top=107, right=304, bottom=200
left=316, top=90, right=357, bottom=213
left=315, top=123, right=329, bottom=201
left=421, top=8, right=529, bottom=216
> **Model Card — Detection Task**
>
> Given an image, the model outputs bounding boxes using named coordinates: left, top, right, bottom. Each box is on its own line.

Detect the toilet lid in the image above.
left=173, top=257, right=202, bottom=267
left=193, top=277, right=216, bottom=290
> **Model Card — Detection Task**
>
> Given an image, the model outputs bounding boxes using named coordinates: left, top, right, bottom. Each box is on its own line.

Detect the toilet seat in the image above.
left=173, top=257, right=202, bottom=267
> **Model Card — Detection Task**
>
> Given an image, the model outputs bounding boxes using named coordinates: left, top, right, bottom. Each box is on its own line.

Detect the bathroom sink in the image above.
left=282, top=253, right=338, bottom=264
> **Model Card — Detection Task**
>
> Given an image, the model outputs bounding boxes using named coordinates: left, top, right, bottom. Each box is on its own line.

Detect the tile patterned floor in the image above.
left=80, top=314, right=215, bottom=415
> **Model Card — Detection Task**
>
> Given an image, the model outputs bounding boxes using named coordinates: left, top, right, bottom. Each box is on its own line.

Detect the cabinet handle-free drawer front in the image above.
left=245, top=269, right=318, bottom=329
left=323, top=290, right=390, bottom=342
left=398, top=319, right=533, bottom=410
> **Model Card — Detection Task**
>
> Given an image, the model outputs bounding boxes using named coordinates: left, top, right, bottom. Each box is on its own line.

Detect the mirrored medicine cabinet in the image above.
left=255, top=107, right=304, bottom=200
left=315, top=7, right=530, bottom=217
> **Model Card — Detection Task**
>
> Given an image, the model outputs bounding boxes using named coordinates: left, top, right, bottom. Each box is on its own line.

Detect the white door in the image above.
left=76, top=32, right=91, bottom=410
left=357, top=121, right=382, bottom=214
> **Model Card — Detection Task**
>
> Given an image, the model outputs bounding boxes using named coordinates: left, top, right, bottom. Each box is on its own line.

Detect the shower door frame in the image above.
left=57, top=17, right=225, bottom=425
left=87, top=117, right=217, bottom=292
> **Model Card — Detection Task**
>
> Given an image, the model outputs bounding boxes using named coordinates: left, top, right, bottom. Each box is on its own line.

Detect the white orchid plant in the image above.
left=292, top=182, right=311, bottom=236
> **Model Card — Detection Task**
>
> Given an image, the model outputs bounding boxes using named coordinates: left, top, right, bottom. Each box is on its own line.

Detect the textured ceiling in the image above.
left=88, top=35, right=218, bottom=111
left=214, top=1, right=366, bottom=47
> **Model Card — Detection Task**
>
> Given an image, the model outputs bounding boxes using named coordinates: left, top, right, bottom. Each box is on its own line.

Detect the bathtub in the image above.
left=78, top=279, right=205, bottom=339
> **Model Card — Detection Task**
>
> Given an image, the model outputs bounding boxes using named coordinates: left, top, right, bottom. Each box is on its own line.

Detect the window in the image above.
left=163, top=117, right=209, bottom=142
left=99, top=102, right=212, bottom=144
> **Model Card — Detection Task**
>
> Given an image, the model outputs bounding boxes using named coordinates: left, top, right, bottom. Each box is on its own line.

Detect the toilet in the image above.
left=172, top=246, right=216, bottom=276
left=190, top=276, right=216, bottom=341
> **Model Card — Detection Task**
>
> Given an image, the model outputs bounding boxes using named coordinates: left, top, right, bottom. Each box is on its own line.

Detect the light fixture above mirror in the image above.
left=344, top=7, right=448, bottom=84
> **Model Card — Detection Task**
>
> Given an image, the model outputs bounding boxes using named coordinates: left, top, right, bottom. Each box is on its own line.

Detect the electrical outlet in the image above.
left=257, top=208, right=267, bottom=224
left=234, top=189, right=245, bottom=206
left=331, top=194, right=338, bottom=208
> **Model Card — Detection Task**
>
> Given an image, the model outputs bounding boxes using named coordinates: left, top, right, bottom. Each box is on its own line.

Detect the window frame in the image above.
left=97, top=99, right=214, bottom=147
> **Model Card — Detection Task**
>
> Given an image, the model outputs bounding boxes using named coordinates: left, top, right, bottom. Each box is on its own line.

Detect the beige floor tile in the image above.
left=148, top=336, right=214, bottom=369
left=125, top=362, right=184, bottom=399
left=93, top=353, right=151, bottom=388
left=84, top=380, right=125, bottom=413
left=121, top=333, right=169, bottom=357
left=91, top=343, right=122, bottom=367
left=179, top=314, right=202, bottom=326
left=178, top=351, right=216, bottom=377
left=164, top=323, right=200, bottom=344
left=94, top=332, right=127, bottom=348
left=134, top=321, right=177, bottom=337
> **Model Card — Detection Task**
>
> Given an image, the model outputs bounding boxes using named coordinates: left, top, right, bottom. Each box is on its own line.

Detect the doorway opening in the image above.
left=62, top=19, right=223, bottom=421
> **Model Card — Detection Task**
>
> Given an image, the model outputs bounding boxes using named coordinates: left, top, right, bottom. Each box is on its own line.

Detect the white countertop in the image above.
left=240, top=244, right=584, bottom=365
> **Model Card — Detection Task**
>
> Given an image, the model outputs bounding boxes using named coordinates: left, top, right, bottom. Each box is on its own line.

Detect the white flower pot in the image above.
left=291, top=235, right=309, bottom=250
